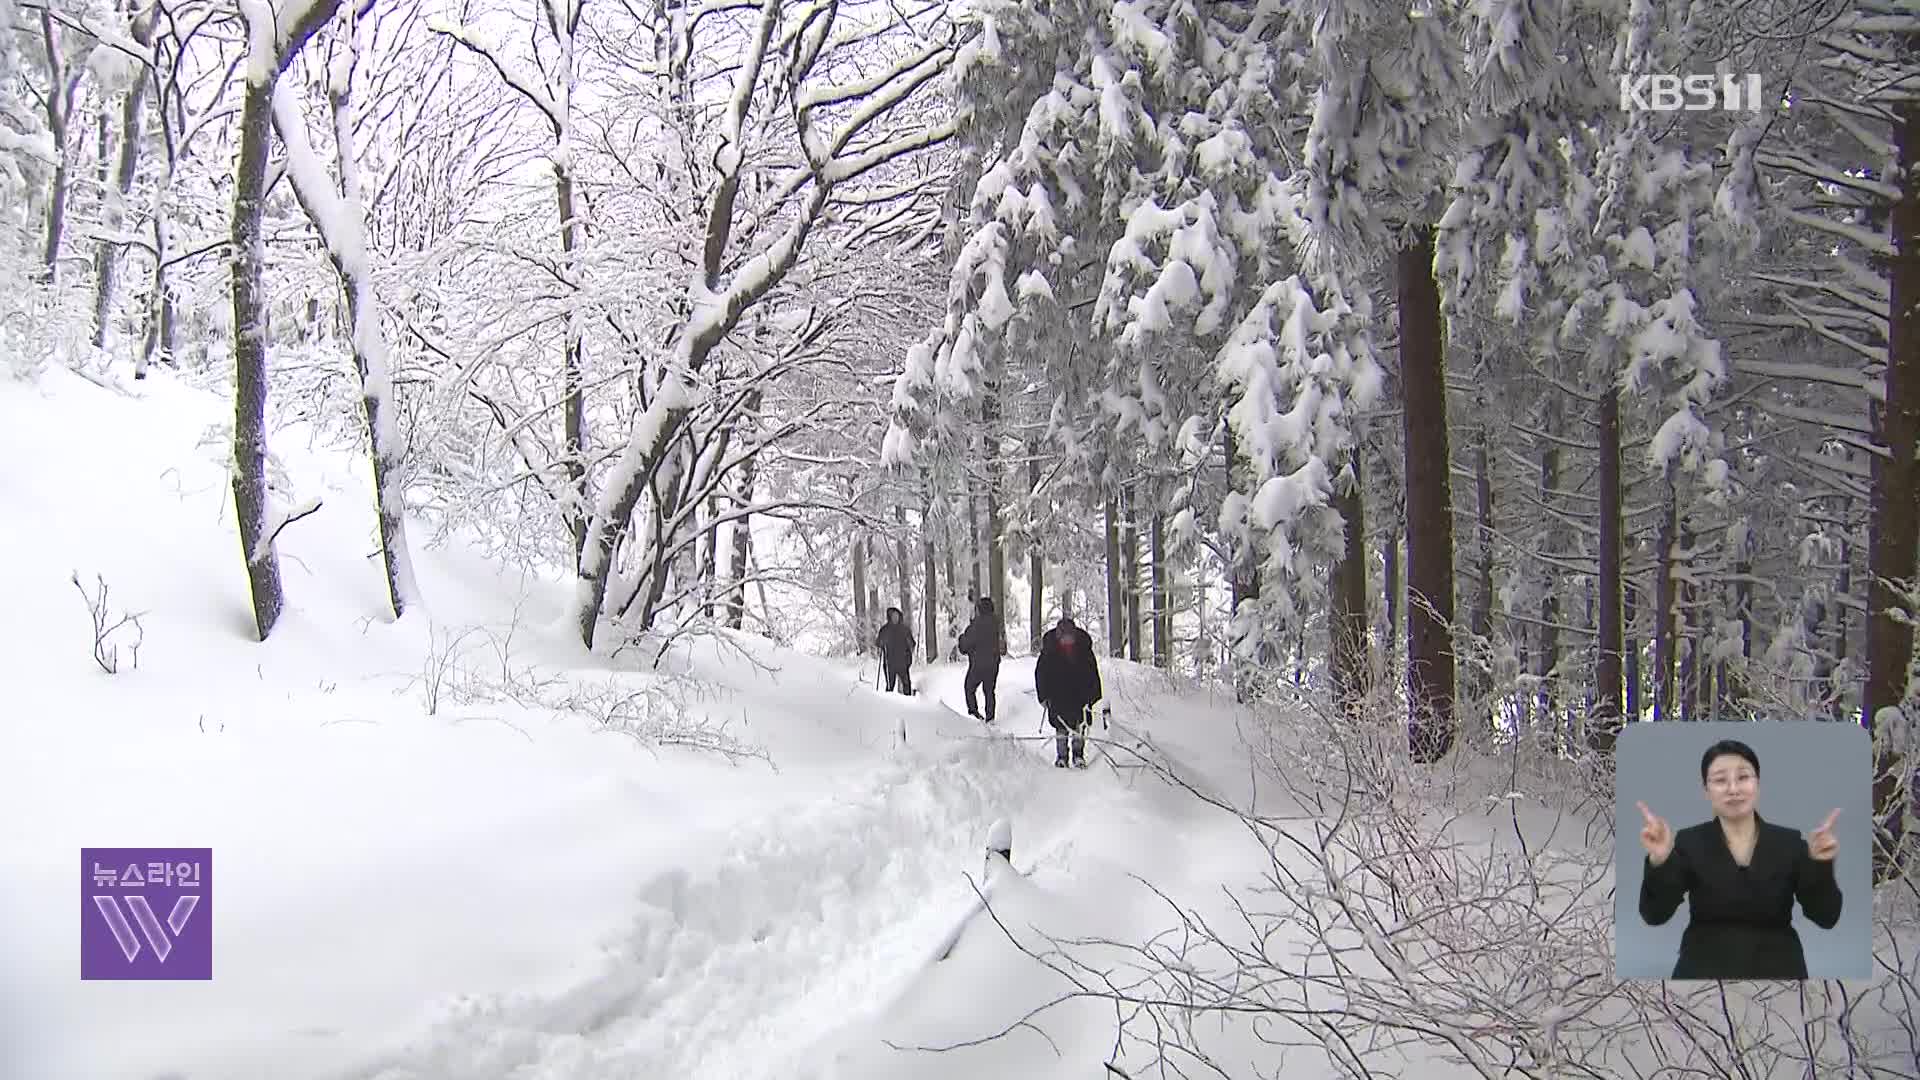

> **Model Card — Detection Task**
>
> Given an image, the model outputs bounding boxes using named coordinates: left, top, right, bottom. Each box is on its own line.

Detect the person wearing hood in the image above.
left=875, top=606, right=916, bottom=695
left=1035, top=615, right=1102, bottom=767
left=956, top=595, right=1006, bottom=721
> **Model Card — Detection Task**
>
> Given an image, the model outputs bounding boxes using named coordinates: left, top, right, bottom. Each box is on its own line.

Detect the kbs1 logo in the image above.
left=80, top=847, right=212, bottom=980
left=1619, top=73, right=1766, bottom=112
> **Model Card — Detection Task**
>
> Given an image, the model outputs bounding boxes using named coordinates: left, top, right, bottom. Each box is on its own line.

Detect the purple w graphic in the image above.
left=91, top=893, right=200, bottom=963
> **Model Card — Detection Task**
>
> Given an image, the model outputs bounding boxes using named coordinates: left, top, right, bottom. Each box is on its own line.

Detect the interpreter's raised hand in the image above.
left=1637, top=800, right=1675, bottom=866
left=1807, top=808, right=1841, bottom=862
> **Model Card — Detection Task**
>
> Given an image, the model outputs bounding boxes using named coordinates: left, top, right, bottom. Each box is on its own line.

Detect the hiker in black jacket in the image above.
left=1035, top=616, right=1102, bottom=767
left=956, top=596, right=1006, bottom=721
left=875, top=607, right=915, bottom=695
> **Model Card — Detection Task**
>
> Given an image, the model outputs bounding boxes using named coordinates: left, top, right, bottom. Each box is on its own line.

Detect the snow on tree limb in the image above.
left=423, top=17, right=562, bottom=128
left=269, top=86, right=362, bottom=273
left=251, top=496, right=323, bottom=566
left=0, top=125, right=56, bottom=166
left=269, top=46, right=420, bottom=614
left=570, top=1, right=967, bottom=646
left=236, top=0, right=341, bottom=84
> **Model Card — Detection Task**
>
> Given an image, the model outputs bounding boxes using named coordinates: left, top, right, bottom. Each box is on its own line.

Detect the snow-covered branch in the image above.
left=423, top=18, right=561, bottom=129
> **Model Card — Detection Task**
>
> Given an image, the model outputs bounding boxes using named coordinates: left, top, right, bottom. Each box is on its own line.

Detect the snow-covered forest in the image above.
left=4, top=0, right=1920, bottom=1077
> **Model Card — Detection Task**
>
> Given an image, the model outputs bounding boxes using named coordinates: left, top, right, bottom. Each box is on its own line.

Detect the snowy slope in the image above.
left=22, top=365, right=1910, bottom=1080
left=0, top=366, right=882, bottom=1077
left=0, top=366, right=1287, bottom=1080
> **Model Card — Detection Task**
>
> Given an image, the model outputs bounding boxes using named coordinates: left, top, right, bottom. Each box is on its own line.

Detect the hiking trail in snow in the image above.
left=335, top=667, right=1125, bottom=1080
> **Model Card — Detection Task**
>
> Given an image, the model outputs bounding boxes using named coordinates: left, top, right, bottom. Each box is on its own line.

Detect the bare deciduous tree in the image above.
left=227, top=0, right=345, bottom=640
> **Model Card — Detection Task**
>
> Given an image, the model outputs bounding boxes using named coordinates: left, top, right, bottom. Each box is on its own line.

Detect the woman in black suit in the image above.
left=1636, top=739, right=1843, bottom=979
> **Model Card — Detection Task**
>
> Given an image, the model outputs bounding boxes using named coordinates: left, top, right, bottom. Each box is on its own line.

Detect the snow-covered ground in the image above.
left=6, top=366, right=1914, bottom=1080
left=0, top=366, right=1280, bottom=1080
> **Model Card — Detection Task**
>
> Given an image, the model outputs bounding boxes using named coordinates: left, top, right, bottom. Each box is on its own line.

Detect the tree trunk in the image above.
left=986, top=475, right=1005, bottom=630
left=894, top=503, right=914, bottom=635
left=38, top=13, right=72, bottom=285
left=1151, top=493, right=1171, bottom=670
left=554, top=166, right=588, bottom=563
left=1224, top=424, right=1269, bottom=702
left=96, top=12, right=154, bottom=354
left=1624, top=576, right=1641, bottom=721
left=140, top=96, right=180, bottom=378
left=344, top=295, right=413, bottom=622
left=1330, top=447, right=1370, bottom=714
left=140, top=237, right=177, bottom=373
left=1833, top=535, right=1853, bottom=723
left=699, top=493, right=720, bottom=618
left=1585, top=576, right=1596, bottom=715
left=641, top=494, right=680, bottom=631
left=922, top=493, right=938, bottom=662
left=230, top=75, right=285, bottom=640
left=1385, top=524, right=1401, bottom=665
left=1124, top=480, right=1142, bottom=663
left=866, top=536, right=881, bottom=644
left=1653, top=462, right=1679, bottom=722
left=944, top=529, right=960, bottom=636
left=1029, top=443, right=1044, bottom=653
left=982, top=369, right=1007, bottom=627
left=1867, top=91, right=1920, bottom=872
left=1591, top=385, right=1625, bottom=749
left=227, top=0, right=343, bottom=640
left=1731, top=544, right=1753, bottom=711
left=1106, top=495, right=1124, bottom=656
left=95, top=110, right=110, bottom=188
left=1538, top=412, right=1561, bottom=727
left=546, top=0, right=588, bottom=569
left=852, top=505, right=870, bottom=652
left=1802, top=588, right=1831, bottom=716
left=1694, top=601, right=1711, bottom=720
left=1680, top=520, right=1698, bottom=721
left=1192, top=566, right=1209, bottom=674
left=1469, top=429, right=1496, bottom=714
left=293, top=46, right=419, bottom=621
left=613, top=456, right=686, bottom=630
left=724, top=391, right=762, bottom=630
left=1399, top=228, right=1456, bottom=762
left=1714, top=635, right=1728, bottom=721
left=724, top=481, right=756, bottom=629
left=968, top=472, right=985, bottom=604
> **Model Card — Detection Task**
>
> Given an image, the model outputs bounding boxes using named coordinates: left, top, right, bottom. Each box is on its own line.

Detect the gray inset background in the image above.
left=1614, top=721, right=1873, bottom=979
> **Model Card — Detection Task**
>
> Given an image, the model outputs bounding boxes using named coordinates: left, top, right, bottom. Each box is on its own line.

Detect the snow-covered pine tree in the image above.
left=1291, top=0, right=1464, bottom=757
left=1737, top=0, right=1920, bottom=870
left=1597, top=4, right=1743, bottom=730
left=884, top=1, right=1389, bottom=694
left=1438, top=0, right=1611, bottom=739
left=1439, top=0, right=1755, bottom=747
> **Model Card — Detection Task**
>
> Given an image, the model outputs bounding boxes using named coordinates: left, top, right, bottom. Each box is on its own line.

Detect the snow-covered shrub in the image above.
left=984, top=679, right=1920, bottom=1079
left=0, top=261, right=97, bottom=382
